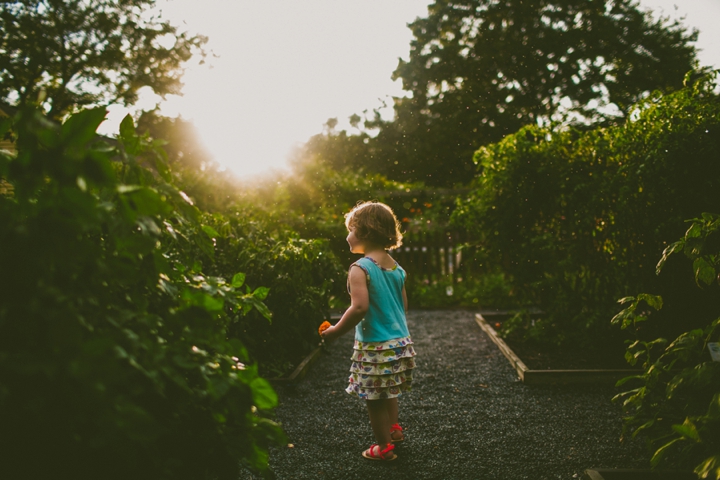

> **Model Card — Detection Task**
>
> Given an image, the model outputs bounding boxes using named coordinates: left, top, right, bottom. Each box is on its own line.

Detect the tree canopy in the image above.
left=0, top=0, right=206, bottom=119
left=366, top=0, right=699, bottom=186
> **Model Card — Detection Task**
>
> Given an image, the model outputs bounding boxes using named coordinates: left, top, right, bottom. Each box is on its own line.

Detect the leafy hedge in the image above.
left=134, top=112, right=348, bottom=373
left=406, top=272, right=514, bottom=309
left=613, top=214, right=720, bottom=478
left=205, top=212, right=345, bottom=375
left=244, top=158, right=417, bottom=287
left=0, top=107, right=341, bottom=478
left=453, top=72, right=720, bottom=349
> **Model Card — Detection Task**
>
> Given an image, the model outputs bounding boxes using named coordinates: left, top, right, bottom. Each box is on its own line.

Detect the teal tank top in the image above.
left=351, top=256, right=409, bottom=342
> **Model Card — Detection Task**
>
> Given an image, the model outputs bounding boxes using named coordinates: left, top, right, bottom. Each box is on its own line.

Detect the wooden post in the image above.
left=429, top=231, right=438, bottom=282
left=418, top=231, right=425, bottom=281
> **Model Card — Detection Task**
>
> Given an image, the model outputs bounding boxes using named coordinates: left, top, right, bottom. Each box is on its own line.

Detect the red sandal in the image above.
left=390, top=423, right=404, bottom=443
left=362, top=443, right=397, bottom=461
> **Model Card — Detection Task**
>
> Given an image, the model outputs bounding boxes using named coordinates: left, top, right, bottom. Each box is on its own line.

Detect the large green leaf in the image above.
left=152, top=149, right=172, bottom=182
left=182, top=289, right=224, bottom=311
left=250, top=378, right=277, bottom=410
left=693, top=455, right=720, bottom=480
left=119, top=186, right=171, bottom=217
left=61, top=108, right=107, bottom=148
left=195, top=230, right=215, bottom=258
left=672, top=419, right=700, bottom=441
left=253, top=286, right=270, bottom=301
left=637, top=293, right=663, bottom=310
left=119, top=114, right=140, bottom=154
left=656, top=241, right=683, bottom=274
left=231, top=273, right=246, bottom=288
left=693, top=258, right=716, bottom=286
left=202, top=225, right=220, bottom=239
left=250, top=297, right=272, bottom=322
left=651, top=437, right=683, bottom=467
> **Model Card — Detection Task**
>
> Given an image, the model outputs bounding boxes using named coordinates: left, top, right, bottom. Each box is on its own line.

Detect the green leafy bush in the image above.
left=242, top=158, right=419, bottom=285
left=613, top=214, right=720, bottom=479
left=0, top=108, right=284, bottom=479
left=271, top=162, right=414, bottom=252
left=407, top=273, right=514, bottom=309
left=133, top=113, right=348, bottom=372
left=453, top=71, right=720, bottom=349
left=205, top=213, right=346, bottom=376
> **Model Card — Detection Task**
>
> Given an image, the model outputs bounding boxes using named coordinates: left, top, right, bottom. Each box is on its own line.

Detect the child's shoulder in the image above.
left=350, top=257, right=373, bottom=275
left=360, top=255, right=402, bottom=272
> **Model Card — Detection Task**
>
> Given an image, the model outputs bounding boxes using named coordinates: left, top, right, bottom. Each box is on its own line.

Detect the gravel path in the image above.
left=252, top=310, right=647, bottom=479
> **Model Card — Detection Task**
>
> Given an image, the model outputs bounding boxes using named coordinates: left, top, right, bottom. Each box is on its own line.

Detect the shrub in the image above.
left=453, top=71, right=720, bottom=349
left=0, top=108, right=284, bottom=479
left=134, top=113, right=349, bottom=373
left=407, top=273, right=514, bottom=310
left=205, top=212, right=346, bottom=376
left=613, top=213, right=720, bottom=478
left=254, top=160, right=418, bottom=269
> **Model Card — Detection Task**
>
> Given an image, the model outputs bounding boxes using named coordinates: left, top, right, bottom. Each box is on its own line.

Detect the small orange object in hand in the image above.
left=318, top=321, right=332, bottom=336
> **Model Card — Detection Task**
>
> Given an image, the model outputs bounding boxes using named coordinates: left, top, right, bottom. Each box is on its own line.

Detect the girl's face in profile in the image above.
left=346, top=228, right=364, bottom=254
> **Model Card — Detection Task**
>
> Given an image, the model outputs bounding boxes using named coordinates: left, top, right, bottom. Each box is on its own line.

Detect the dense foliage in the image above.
left=249, top=144, right=415, bottom=269
left=0, top=0, right=206, bottom=118
left=135, top=113, right=348, bottom=374
left=407, top=272, right=513, bottom=309
left=613, top=214, right=720, bottom=479
left=453, top=72, right=720, bottom=350
left=271, top=131, right=519, bottom=309
left=0, top=107, right=342, bottom=478
left=207, top=213, right=345, bottom=375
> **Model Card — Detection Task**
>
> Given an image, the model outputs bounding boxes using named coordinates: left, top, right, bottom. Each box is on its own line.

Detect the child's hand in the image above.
left=318, top=321, right=333, bottom=342
left=320, top=328, right=332, bottom=342
left=318, top=321, right=331, bottom=336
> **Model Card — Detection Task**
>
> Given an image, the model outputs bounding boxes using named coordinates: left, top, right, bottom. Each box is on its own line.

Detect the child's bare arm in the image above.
left=322, top=266, right=368, bottom=341
left=402, top=285, right=408, bottom=313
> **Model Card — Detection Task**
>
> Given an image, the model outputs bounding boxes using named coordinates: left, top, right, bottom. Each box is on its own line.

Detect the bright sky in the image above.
left=101, top=0, right=720, bottom=179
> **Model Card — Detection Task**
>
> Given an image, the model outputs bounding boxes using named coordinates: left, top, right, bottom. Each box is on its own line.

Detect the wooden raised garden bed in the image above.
left=271, top=313, right=342, bottom=384
left=270, top=343, right=325, bottom=384
left=583, top=468, right=696, bottom=480
left=475, top=313, right=641, bottom=385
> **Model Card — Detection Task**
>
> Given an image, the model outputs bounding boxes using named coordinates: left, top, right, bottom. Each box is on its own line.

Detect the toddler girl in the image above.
left=321, top=202, right=416, bottom=461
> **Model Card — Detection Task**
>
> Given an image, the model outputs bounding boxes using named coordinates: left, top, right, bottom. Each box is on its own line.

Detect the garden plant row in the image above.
left=452, top=72, right=720, bottom=478
left=0, top=108, right=345, bottom=479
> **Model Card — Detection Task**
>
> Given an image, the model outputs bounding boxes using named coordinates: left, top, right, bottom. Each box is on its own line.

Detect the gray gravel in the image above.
left=253, top=310, right=647, bottom=479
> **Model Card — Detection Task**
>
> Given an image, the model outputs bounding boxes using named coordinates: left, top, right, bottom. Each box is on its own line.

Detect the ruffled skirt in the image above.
left=345, top=336, right=416, bottom=400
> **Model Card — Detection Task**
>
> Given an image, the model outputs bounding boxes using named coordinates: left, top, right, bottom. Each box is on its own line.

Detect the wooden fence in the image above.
left=390, top=230, right=477, bottom=283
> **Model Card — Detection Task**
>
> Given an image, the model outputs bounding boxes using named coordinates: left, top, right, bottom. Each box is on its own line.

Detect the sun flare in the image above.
left=109, top=0, right=428, bottom=180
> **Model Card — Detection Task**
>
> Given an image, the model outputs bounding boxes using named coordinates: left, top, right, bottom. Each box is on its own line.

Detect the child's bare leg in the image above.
left=387, top=397, right=398, bottom=424
left=366, top=399, right=392, bottom=452
left=387, top=397, right=404, bottom=441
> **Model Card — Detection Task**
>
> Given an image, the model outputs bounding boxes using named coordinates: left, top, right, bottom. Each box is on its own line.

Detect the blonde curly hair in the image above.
left=344, top=201, right=403, bottom=250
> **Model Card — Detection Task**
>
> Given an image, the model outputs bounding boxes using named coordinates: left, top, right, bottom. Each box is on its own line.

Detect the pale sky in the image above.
left=101, top=0, right=720, bottom=179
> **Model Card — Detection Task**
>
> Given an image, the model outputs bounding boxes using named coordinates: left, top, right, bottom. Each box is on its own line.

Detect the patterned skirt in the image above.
left=345, top=336, right=416, bottom=400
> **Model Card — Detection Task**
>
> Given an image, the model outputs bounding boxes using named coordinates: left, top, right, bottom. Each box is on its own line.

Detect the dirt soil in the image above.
left=480, top=314, right=633, bottom=371
left=503, top=336, right=631, bottom=371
